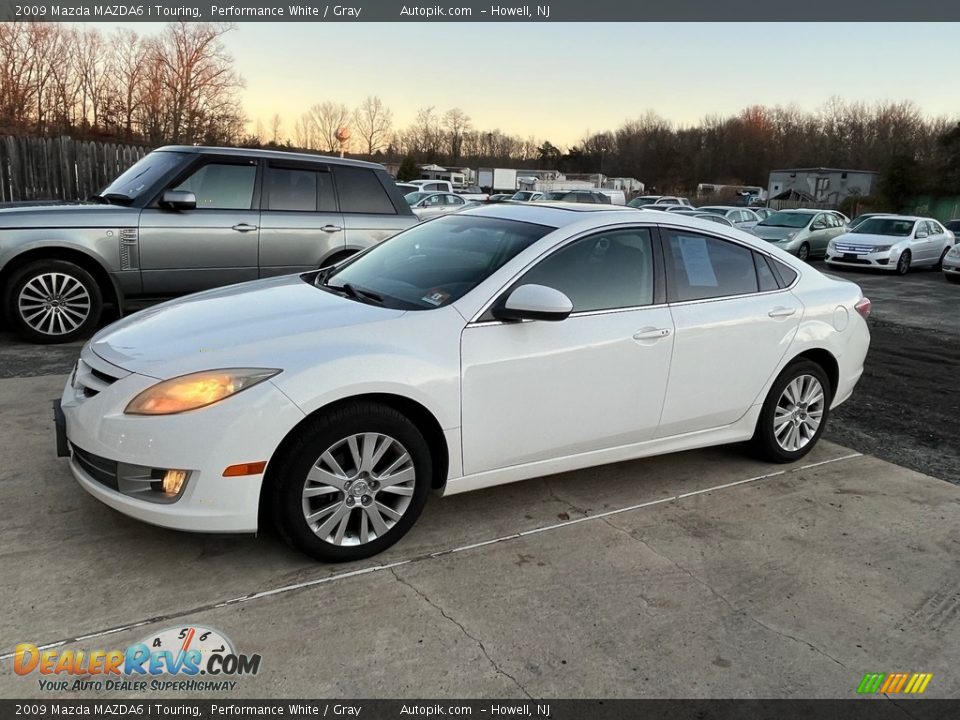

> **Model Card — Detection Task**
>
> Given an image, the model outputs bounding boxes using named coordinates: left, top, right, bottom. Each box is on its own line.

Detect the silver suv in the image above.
left=0, top=146, right=416, bottom=343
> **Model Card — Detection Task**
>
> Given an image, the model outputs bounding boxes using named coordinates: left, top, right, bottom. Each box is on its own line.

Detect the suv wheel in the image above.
left=6, top=260, right=103, bottom=344
left=271, top=401, right=432, bottom=562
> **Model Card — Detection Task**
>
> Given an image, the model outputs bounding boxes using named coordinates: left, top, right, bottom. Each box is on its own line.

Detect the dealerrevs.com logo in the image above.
left=15, top=625, right=261, bottom=693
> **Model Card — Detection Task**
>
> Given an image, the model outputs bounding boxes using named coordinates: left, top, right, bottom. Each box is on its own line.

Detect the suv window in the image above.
left=335, top=167, right=396, bottom=214
left=754, top=252, right=779, bottom=292
left=664, top=230, right=759, bottom=302
left=518, top=228, right=655, bottom=312
left=265, top=166, right=337, bottom=212
left=173, top=162, right=257, bottom=210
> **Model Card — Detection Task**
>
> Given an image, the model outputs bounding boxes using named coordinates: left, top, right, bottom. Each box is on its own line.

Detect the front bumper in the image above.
left=59, top=348, right=305, bottom=533
left=943, top=255, right=960, bottom=275
left=824, top=247, right=898, bottom=270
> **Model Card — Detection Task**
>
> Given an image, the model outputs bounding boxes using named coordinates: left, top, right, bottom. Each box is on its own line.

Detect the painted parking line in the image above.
left=0, top=451, right=862, bottom=662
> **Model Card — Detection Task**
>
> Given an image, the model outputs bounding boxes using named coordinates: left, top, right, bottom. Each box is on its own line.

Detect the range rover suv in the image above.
left=0, top=146, right=416, bottom=343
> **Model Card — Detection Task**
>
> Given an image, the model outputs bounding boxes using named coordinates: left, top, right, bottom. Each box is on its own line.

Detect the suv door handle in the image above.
left=231, top=223, right=258, bottom=232
left=321, top=225, right=343, bottom=233
left=633, top=327, right=672, bottom=340
left=768, top=307, right=797, bottom=318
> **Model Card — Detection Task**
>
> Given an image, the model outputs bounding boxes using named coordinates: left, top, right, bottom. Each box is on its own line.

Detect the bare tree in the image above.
left=306, top=101, right=351, bottom=153
left=354, top=95, right=392, bottom=154
left=270, top=113, right=283, bottom=144
left=443, top=108, right=471, bottom=163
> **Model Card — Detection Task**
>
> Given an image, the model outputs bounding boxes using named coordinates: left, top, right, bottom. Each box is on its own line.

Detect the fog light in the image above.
left=162, top=469, right=188, bottom=494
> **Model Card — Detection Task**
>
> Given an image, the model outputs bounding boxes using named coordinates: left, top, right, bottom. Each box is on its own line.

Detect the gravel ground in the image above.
left=1, top=264, right=957, bottom=484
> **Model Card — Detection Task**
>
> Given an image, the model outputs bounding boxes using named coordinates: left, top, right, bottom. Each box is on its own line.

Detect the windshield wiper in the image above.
left=327, top=282, right=383, bottom=305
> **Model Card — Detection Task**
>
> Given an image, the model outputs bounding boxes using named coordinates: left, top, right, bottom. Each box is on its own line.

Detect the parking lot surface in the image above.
left=1, top=261, right=958, bottom=700
left=1, top=373, right=959, bottom=699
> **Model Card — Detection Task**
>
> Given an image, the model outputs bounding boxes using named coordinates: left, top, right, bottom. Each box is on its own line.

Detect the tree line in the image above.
left=2, top=22, right=959, bottom=206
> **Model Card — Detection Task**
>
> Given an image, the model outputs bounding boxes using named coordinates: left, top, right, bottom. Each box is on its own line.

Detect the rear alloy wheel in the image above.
left=751, top=360, right=832, bottom=463
left=796, top=242, right=810, bottom=262
left=272, top=401, right=432, bottom=562
left=6, top=260, right=102, bottom=343
left=896, top=250, right=911, bottom=275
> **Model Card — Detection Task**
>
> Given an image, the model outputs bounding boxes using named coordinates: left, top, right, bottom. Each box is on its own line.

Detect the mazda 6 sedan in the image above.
left=57, top=204, right=871, bottom=562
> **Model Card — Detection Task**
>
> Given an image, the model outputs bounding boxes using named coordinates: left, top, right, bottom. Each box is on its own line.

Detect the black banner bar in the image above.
left=2, top=0, right=960, bottom=22
left=2, top=700, right=959, bottom=720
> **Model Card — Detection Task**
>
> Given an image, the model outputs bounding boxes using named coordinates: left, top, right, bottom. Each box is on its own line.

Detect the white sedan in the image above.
left=825, top=215, right=954, bottom=274
left=405, top=191, right=471, bottom=220
left=57, top=205, right=871, bottom=562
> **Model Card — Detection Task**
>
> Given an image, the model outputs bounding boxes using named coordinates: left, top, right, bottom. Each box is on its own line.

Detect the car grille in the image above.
left=72, top=444, right=119, bottom=490
left=833, top=243, right=878, bottom=255
left=73, top=350, right=129, bottom=398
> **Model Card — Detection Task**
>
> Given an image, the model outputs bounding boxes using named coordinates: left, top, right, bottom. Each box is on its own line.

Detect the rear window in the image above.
left=334, top=167, right=396, bottom=214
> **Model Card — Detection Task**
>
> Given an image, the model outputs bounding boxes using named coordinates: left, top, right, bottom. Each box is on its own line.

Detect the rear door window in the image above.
left=334, top=166, right=396, bottom=214
left=663, top=230, right=760, bottom=302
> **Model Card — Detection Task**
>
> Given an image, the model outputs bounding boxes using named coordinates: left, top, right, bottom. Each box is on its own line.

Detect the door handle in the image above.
left=231, top=223, right=258, bottom=232
left=321, top=225, right=343, bottom=233
left=768, top=307, right=797, bottom=318
left=633, top=327, right=672, bottom=340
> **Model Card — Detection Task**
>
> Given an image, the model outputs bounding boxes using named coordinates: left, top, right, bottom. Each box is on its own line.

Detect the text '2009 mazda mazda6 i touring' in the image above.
left=55, top=204, right=871, bottom=562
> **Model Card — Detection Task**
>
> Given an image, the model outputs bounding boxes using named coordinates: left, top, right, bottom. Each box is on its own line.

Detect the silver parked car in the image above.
left=667, top=209, right=736, bottom=227
left=406, top=191, right=472, bottom=220
left=697, top=206, right=762, bottom=229
left=751, top=209, right=848, bottom=261
left=942, top=243, right=960, bottom=282
left=825, top=215, right=955, bottom=275
left=0, top=146, right=416, bottom=343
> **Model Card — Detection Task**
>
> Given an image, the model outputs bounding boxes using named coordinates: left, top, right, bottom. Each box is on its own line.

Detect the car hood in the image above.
left=752, top=225, right=805, bottom=241
left=0, top=203, right=137, bottom=228
left=90, top=274, right=406, bottom=378
left=833, top=232, right=904, bottom=246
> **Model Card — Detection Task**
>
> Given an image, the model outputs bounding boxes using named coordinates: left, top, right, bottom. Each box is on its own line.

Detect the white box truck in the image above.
left=478, top=168, right=518, bottom=193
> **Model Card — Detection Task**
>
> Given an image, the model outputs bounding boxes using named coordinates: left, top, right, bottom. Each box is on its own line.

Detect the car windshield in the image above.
left=404, top=192, right=431, bottom=204
left=511, top=192, right=532, bottom=200
left=758, top=212, right=813, bottom=228
left=99, top=150, right=186, bottom=201
left=628, top=197, right=658, bottom=207
left=321, top=215, right=554, bottom=310
left=852, top=218, right=916, bottom=236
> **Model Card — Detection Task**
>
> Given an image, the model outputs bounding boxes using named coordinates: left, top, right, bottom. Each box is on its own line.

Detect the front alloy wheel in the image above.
left=301, top=433, right=416, bottom=546
left=271, top=401, right=432, bottom=562
left=6, top=260, right=103, bottom=343
left=796, top=242, right=810, bottom=262
left=896, top=251, right=911, bottom=275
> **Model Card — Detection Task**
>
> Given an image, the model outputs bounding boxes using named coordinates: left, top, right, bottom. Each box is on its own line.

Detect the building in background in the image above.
left=768, top=168, right=877, bottom=206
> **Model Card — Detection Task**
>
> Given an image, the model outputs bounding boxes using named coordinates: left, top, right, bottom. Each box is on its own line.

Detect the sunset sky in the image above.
left=107, top=22, right=958, bottom=146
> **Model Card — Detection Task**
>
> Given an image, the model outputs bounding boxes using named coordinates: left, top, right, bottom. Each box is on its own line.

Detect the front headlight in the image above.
left=947, top=245, right=960, bottom=258
left=871, top=245, right=892, bottom=252
left=125, top=368, right=281, bottom=415
left=785, top=231, right=798, bottom=241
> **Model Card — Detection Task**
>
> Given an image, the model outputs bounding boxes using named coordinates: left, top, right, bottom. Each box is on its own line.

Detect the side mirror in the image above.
left=493, top=284, right=573, bottom=322
left=916, top=230, right=929, bottom=239
left=161, top=190, right=196, bottom=211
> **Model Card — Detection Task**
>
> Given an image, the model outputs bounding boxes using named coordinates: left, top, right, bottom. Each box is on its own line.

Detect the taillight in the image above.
left=854, top=297, right=872, bottom=318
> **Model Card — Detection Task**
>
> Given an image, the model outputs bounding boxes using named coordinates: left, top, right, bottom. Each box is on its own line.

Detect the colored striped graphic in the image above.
left=857, top=672, right=932, bottom=694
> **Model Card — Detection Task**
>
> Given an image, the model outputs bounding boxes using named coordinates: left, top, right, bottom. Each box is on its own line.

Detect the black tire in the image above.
left=750, top=359, right=833, bottom=464
left=896, top=250, right=911, bottom=275
left=934, top=247, right=949, bottom=271
left=5, top=260, right=103, bottom=344
left=796, top=243, right=810, bottom=262
left=319, top=250, right=357, bottom=269
left=270, top=401, right=432, bottom=562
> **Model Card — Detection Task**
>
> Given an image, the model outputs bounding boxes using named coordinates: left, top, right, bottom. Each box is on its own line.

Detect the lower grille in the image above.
left=72, top=444, right=119, bottom=490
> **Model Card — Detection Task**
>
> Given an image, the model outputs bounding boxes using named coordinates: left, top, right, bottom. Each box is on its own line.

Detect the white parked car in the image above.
left=697, top=206, right=762, bottom=229
left=826, top=215, right=955, bottom=275
left=57, top=205, right=871, bottom=562
left=941, top=243, right=960, bottom=282
left=405, top=191, right=471, bottom=220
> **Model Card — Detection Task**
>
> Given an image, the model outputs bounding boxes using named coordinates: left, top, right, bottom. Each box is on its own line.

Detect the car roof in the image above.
left=155, top=145, right=385, bottom=170
left=461, top=202, right=637, bottom=225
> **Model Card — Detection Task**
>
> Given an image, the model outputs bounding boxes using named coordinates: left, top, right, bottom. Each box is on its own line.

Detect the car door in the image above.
left=138, top=156, right=260, bottom=294
left=915, top=221, right=941, bottom=264
left=656, top=227, right=802, bottom=437
left=928, top=221, right=953, bottom=261
left=460, top=226, right=674, bottom=476
left=807, top=213, right=833, bottom=255
left=443, top=194, right=467, bottom=215
left=739, top=209, right=760, bottom=229
left=258, top=160, right=345, bottom=276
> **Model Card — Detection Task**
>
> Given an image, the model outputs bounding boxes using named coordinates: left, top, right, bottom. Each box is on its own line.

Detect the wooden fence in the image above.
left=0, top=136, right=149, bottom=204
